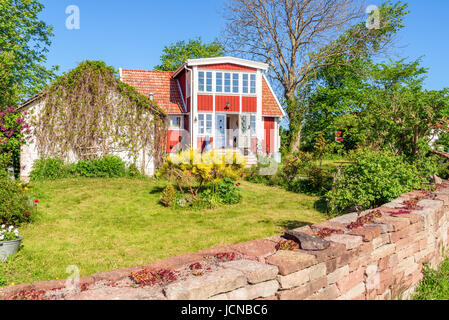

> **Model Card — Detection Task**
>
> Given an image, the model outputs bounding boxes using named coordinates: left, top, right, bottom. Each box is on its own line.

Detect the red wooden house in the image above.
left=120, top=57, right=285, bottom=163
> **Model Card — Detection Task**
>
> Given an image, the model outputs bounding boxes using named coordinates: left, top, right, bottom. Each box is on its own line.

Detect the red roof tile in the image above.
left=121, top=69, right=184, bottom=114
left=262, top=77, right=284, bottom=117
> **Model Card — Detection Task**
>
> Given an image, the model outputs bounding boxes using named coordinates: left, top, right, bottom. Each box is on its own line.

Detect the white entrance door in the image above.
left=215, top=114, right=226, bottom=149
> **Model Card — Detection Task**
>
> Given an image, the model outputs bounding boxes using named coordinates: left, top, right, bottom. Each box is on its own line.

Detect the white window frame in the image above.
left=197, top=70, right=257, bottom=96
left=169, top=116, right=184, bottom=130
left=198, top=113, right=213, bottom=136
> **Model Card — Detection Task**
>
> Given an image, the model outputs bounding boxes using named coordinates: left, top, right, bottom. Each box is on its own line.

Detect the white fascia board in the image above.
left=262, top=74, right=287, bottom=118
left=186, top=56, right=268, bottom=71
left=172, top=63, right=186, bottom=78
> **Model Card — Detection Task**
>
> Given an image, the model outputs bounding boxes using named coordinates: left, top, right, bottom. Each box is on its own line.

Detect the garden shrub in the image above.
left=280, top=151, right=313, bottom=183
left=160, top=184, right=176, bottom=207
left=288, top=166, right=333, bottom=196
left=0, top=178, right=34, bottom=225
left=216, top=178, right=242, bottom=205
left=30, top=156, right=142, bottom=180
left=73, top=155, right=126, bottom=178
left=325, top=149, right=429, bottom=215
left=437, top=162, right=449, bottom=179
left=30, top=158, right=70, bottom=180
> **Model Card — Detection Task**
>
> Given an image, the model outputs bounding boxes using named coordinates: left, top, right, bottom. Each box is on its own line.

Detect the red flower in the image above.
left=34, top=199, right=39, bottom=204
left=242, top=174, right=247, bottom=178
left=235, top=183, right=241, bottom=187
left=436, top=122, right=442, bottom=128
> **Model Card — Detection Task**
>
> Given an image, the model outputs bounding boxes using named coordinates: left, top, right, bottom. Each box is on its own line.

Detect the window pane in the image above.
left=199, top=72, right=204, bottom=92
left=216, top=72, right=223, bottom=93
left=242, top=74, right=248, bottom=94
left=170, top=116, right=181, bottom=128
left=198, top=114, right=204, bottom=135
left=206, top=72, right=212, bottom=92
left=232, top=73, right=239, bottom=93
left=224, top=73, right=231, bottom=93
left=250, top=74, right=256, bottom=94
left=250, top=115, right=256, bottom=136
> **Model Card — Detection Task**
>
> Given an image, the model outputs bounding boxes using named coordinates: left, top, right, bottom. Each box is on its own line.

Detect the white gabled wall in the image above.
left=256, top=69, right=264, bottom=154
left=192, top=66, right=199, bottom=150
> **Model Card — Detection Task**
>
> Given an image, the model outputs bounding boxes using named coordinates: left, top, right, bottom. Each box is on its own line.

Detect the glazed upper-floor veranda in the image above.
left=120, top=56, right=286, bottom=157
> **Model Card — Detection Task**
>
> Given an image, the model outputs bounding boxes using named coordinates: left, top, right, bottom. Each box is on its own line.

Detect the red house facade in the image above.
left=120, top=57, right=285, bottom=162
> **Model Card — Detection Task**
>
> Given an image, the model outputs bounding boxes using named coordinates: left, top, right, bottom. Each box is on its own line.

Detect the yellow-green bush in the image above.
left=157, top=149, right=246, bottom=205
left=157, top=149, right=246, bottom=183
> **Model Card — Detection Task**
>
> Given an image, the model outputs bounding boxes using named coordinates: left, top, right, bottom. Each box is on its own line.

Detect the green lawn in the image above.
left=0, top=178, right=327, bottom=286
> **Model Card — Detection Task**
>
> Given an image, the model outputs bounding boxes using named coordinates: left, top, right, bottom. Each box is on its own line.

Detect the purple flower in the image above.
left=6, top=130, right=14, bottom=137
left=17, top=118, right=24, bottom=123
left=7, top=106, right=15, bottom=113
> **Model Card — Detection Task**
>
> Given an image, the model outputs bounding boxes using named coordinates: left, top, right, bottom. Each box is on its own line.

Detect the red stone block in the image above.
left=230, top=238, right=277, bottom=259
left=32, top=279, right=68, bottom=291
left=266, top=250, right=317, bottom=275
left=336, top=267, right=364, bottom=294
left=307, top=284, right=340, bottom=300
left=374, top=216, right=410, bottom=232
left=147, top=252, right=210, bottom=269
left=292, top=225, right=315, bottom=235
left=390, top=222, right=424, bottom=243
left=298, top=242, right=347, bottom=263
left=0, top=284, right=32, bottom=300
left=312, top=221, right=346, bottom=232
left=378, top=256, right=390, bottom=271
left=357, top=242, right=374, bottom=256
left=349, top=257, right=367, bottom=273
left=325, top=258, right=338, bottom=274
left=377, top=268, right=394, bottom=294
left=348, top=225, right=381, bottom=242
left=277, top=283, right=311, bottom=300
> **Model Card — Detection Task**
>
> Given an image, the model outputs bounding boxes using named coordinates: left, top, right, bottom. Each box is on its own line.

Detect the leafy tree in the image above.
left=154, top=38, right=225, bottom=71
left=0, top=0, right=57, bottom=107
left=335, top=59, right=449, bottom=158
left=223, top=0, right=409, bottom=152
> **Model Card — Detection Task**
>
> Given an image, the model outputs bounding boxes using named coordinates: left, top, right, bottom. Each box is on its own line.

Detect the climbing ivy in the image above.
left=30, top=60, right=167, bottom=170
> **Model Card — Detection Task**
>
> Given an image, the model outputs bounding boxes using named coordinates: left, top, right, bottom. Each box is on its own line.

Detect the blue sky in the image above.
left=41, top=0, right=448, bottom=90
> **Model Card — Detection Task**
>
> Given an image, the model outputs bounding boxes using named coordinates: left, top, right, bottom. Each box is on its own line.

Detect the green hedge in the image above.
left=325, top=149, right=432, bottom=215
left=30, top=155, right=144, bottom=180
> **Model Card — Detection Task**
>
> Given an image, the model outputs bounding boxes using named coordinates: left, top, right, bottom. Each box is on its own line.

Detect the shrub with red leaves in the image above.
left=275, top=239, right=299, bottom=251
left=214, top=252, right=236, bottom=262
left=315, top=228, right=344, bottom=238
left=129, top=268, right=179, bottom=287
left=189, top=262, right=203, bottom=270
left=6, top=289, right=47, bottom=300
left=395, top=198, right=423, bottom=211
left=389, top=210, right=411, bottom=217
left=346, top=210, right=382, bottom=230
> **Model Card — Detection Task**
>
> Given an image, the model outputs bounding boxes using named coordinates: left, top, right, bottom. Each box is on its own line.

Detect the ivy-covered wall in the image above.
left=19, top=60, right=168, bottom=179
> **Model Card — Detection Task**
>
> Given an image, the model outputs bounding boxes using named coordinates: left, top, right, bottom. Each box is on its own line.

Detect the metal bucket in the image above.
left=0, top=236, right=23, bottom=262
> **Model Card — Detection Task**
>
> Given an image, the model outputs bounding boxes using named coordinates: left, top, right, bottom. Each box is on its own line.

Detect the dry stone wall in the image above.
left=2, top=184, right=449, bottom=300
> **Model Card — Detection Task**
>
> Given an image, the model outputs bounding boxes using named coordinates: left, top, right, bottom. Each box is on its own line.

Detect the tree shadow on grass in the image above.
left=148, top=186, right=165, bottom=194
left=276, top=220, right=311, bottom=231
left=314, top=197, right=329, bottom=214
